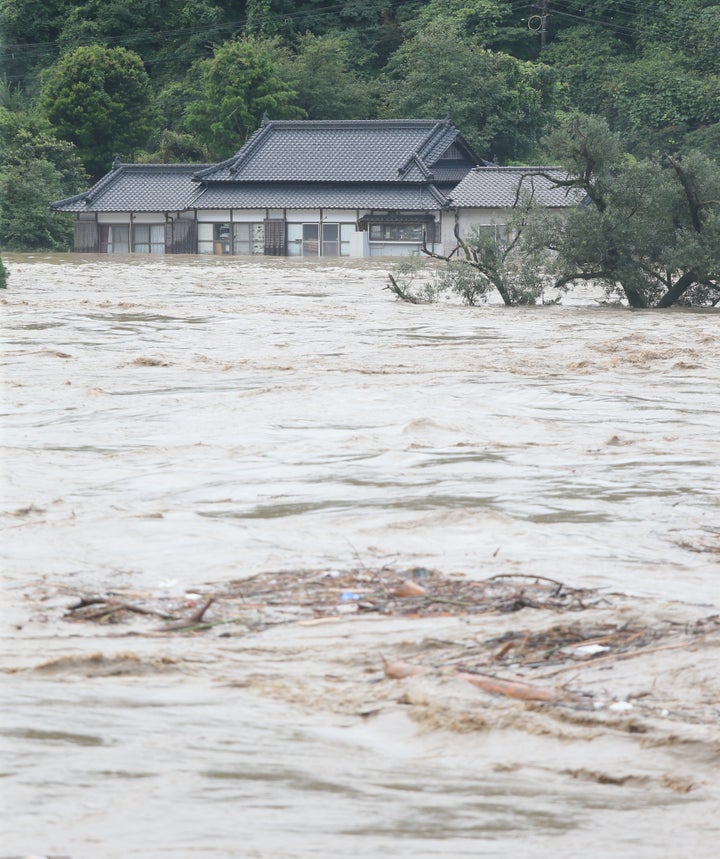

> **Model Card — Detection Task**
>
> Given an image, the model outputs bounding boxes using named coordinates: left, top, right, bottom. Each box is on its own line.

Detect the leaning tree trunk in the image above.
left=656, top=269, right=700, bottom=308
left=621, top=284, right=649, bottom=308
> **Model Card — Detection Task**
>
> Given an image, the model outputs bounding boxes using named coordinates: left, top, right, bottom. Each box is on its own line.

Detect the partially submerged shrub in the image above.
left=436, top=259, right=493, bottom=305
left=386, top=257, right=450, bottom=304
left=387, top=223, right=556, bottom=307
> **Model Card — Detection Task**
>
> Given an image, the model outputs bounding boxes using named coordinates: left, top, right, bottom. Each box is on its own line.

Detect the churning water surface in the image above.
left=1, top=254, right=718, bottom=857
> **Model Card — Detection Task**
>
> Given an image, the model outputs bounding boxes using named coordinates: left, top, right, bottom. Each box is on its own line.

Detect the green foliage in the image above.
left=636, top=1, right=720, bottom=76
left=438, top=258, right=496, bottom=306
left=0, top=253, right=7, bottom=288
left=414, top=0, right=506, bottom=36
left=683, top=122, right=720, bottom=161
left=541, top=115, right=720, bottom=307
left=245, top=0, right=284, bottom=38
left=152, top=0, right=225, bottom=81
left=0, top=0, right=71, bottom=77
left=5, top=0, right=720, bottom=170
left=2, top=0, right=719, bottom=284
left=0, top=108, right=88, bottom=250
left=380, top=21, right=553, bottom=162
left=541, top=114, right=623, bottom=211
left=413, top=0, right=536, bottom=57
left=55, top=0, right=227, bottom=82
left=443, top=211, right=553, bottom=306
left=58, top=0, right=165, bottom=47
left=181, top=36, right=303, bottom=160
left=283, top=33, right=372, bottom=120
left=0, top=75, right=30, bottom=111
left=245, top=0, right=418, bottom=67
left=386, top=258, right=450, bottom=304
left=39, top=45, right=157, bottom=179
left=148, top=129, right=210, bottom=164
left=1, top=158, right=73, bottom=249
left=605, top=48, right=720, bottom=156
left=391, top=194, right=556, bottom=307
left=154, top=79, right=189, bottom=133
left=542, top=26, right=627, bottom=117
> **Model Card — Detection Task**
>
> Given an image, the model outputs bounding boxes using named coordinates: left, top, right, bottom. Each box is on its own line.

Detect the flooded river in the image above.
left=1, top=254, right=719, bottom=857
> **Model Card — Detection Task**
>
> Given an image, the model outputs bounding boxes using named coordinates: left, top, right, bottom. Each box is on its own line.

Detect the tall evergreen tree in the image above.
left=39, top=45, right=157, bottom=178
left=181, top=36, right=302, bottom=159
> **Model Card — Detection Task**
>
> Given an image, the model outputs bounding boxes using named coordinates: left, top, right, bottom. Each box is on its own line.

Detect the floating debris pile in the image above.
left=14, top=565, right=718, bottom=729
left=61, top=568, right=603, bottom=631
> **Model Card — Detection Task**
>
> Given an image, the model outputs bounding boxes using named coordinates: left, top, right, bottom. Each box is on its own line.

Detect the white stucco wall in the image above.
left=441, top=208, right=513, bottom=250
left=131, top=212, right=168, bottom=224
left=91, top=208, right=447, bottom=258
left=221, top=209, right=266, bottom=223
left=97, top=212, right=132, bottom=224
left=460, top=207, right=512, bottom=234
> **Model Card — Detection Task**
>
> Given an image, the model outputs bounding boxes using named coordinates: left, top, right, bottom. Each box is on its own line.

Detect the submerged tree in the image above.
left=388, top=190, right=557, bottom=307
left=536, top=115, right=720, bottom=307
left=424, top=223, right=552, bottom=307
left=389, top=116, right=720, bottom=309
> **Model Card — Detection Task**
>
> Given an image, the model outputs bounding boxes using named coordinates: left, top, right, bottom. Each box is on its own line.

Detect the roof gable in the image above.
left=448, top=167, right=585, bottom=209
left=193, top=119, right=480, bottom=184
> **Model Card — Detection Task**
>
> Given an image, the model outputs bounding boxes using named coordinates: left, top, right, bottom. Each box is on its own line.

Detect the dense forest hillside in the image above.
left=2, top=0, right=720, bottom=251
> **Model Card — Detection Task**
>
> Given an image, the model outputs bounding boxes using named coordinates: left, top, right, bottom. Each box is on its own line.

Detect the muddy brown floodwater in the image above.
left=1, top=253, right=719, bottom=858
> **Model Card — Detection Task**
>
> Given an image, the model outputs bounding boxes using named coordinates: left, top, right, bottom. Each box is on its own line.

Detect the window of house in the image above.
left=100, top=225, right=129, bottom=253
left=233, top=222, right=264, bottom=255
left=133, top=224, right=165, bottom=254
left=368, top=223, right=429, bottom=243
left=198, top=222, right=231, bottom=254
left=474, top=224, right=509, bottom=244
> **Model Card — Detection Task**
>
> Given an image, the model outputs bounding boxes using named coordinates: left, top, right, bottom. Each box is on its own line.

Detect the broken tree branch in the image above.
left=158, top=597, right=215, bottom=631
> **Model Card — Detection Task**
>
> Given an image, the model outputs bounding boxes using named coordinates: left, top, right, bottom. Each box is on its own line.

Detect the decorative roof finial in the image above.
left=112, top=155, right=122, bottom=170
left=261, top=112, right=270, bottom=126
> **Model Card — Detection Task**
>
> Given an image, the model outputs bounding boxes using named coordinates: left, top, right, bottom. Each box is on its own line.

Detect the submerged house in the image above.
left=50, top=118, right=580, bottom=257
left=447, top=166, right=586, bottom=243
left=51, top=118, right=481, bottom=258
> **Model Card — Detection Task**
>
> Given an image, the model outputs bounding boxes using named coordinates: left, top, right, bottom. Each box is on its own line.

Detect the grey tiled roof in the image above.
left=50, top=164, right=212, bottom=212
left=194, top=119, right=478, bottom=184
left=192, top=182, right=448, bottom=210
left=431, top=162, right=477, bottom=185
left=49, top=121, right=482, bottom=215
left=448, top=167, right=585, bottom=208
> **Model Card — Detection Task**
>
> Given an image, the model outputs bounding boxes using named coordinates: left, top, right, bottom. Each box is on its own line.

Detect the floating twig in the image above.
left=67, top=595, right=176, bottom=620
left=158, top=597, right=215, bottom=631
left=540, top=639, right=698, bottom=676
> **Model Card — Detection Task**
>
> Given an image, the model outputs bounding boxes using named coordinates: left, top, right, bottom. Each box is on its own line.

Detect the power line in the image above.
left=1, top=0, right=423, bottom=53
left=550, top=7, right=638, bottom=37
left=0, top=0, right=661, bottom=81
